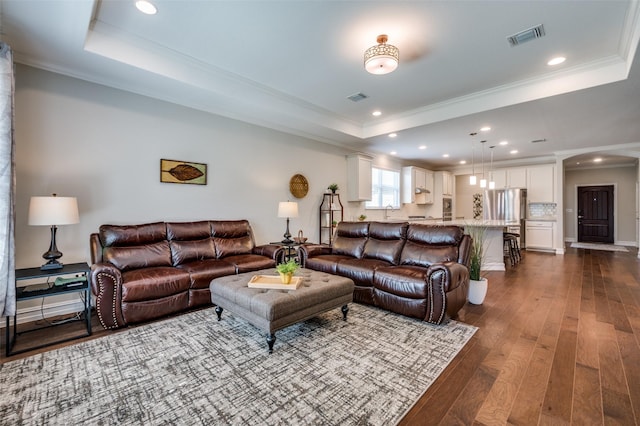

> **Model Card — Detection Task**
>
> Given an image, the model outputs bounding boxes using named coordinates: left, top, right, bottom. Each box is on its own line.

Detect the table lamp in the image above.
left=28, top=194, right=80, bottom=270
left=278, top=201, right=298, bottom=244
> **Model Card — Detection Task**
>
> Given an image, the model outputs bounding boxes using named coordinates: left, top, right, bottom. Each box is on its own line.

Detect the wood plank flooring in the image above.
left=2, top=246, right=640, bottom=425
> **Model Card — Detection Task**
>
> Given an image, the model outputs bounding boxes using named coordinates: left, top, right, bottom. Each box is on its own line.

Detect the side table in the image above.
left=5, top=262, right=92, bottom=356
left=270, top=241, right=302, bottom=263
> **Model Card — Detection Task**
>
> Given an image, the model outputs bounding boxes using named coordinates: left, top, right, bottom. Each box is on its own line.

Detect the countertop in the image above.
left=382, top=218, right=520, bottom=228
left=526, top=217, right=557, bottom=222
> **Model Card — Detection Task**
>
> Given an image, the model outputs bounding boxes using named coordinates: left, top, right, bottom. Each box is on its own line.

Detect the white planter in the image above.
left=468, top=278, right=488, bottom=305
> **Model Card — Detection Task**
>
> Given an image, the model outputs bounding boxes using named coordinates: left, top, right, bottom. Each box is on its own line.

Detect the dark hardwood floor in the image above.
left=3, top=246, right=639, bottom=425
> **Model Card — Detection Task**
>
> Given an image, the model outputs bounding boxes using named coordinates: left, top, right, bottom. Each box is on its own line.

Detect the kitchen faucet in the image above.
left=384, top=204, right=394, bottom=220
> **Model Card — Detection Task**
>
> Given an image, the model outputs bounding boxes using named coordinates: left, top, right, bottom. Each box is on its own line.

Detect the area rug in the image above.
left=570, top=242, right=629, bottom=252
left=0, top=304, right=476, bottom=425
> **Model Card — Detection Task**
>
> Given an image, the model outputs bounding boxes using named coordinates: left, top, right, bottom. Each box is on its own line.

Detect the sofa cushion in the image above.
left=100, top=222, right=166, bottom=247
left=104, top=241, right=172, bottom=271
left=214, top=236, right=253, bottom=258
left=166, top=221, right=211, bottom=241
left=363, top=222, right=407, bottom=264
left=400, top=225, right=463, bottom=267
left=332, top=222, right=369, bottom=258
left=177, top=259, right=237, bottom=289
left=336, top=258, right=391, bottom=287
left=224, top=254, right=275, bottom=273
left=121, top=266, right=191, bottom=302
left=305, top=254, right=352, bottom=275
left=169, top=238, right=216, bottom=266
left=211, top=220, right=253, bottom=238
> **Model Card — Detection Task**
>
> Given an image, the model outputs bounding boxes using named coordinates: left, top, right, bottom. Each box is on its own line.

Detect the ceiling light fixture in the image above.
left=480, top=126, right=491, bottom=132
left=390, top=151, right=397, bottom=155
left=443, top=154, right=449, bottom=158
left=419, top=145, right=426, bottom=150
left=593, top=157, right=603, bottom=162
left=548, top=56, right=566, bottom=66
left=499, top=140, right=508, bottom=145
left=480, top=140, right=487, bottom=188
left=460, top=160, right=467, bottom=165
left=510, top=150, right=518, bottom=154
left=372, top=111, right=382, bottom=117
left=488, top=146, right=496, bottom=189
left=389, top=133, right=397, bottom=138
left=364, top=34, right=399, bottom=75
left=469, top=132, right=477, bottom=185
left=135, top=0, right=157, bottom=14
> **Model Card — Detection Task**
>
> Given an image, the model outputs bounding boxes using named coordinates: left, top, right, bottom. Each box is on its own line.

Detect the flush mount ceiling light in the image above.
left=548, top=56, right=566, bottom=66
left=135, top=0, right=157, bottom=14
left=364, top=34, right=399, bottom=75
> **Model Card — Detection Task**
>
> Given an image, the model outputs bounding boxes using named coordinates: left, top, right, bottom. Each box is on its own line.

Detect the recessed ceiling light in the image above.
left=135, top=0, right=157, bottom=14
left=480, top=126, right=491, bottom=132
left=418, top=145, right=426, bottom=150
left=460, top=160, right=467, bottom=164
left=372, top=111, right=382, bottom=117
left=510, top=150, right=518, bottom=154
left=443, top=154, right=449, bottom=158
left=389, top=133, right=397, bottom=138
left=547, top=56, right=566, bottom=66
left=593, top=157, right=603, bottom=162
left=499, top=140, right=508, bottom=145
left=390, top=151, right=397, bottom=155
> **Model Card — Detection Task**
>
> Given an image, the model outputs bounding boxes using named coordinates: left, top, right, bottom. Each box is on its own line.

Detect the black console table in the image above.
left=5, top=262, right=92, bottom=356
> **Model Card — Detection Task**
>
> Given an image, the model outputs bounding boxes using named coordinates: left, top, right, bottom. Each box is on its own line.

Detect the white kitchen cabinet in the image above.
left=527, top=165, right=555, bottom=203
left=489, top=167, right=526, bottom=189
left=525, top=220, right=554, bottom=251
left=402, top=166, right=433, bottom=204
left=436, top=171, right=454, bottom=196
left=347, top=153, right=372, bottom=201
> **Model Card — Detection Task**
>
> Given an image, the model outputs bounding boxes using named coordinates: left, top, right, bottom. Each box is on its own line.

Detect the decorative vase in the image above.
left=279, top=272, right=293, bottom=284
left=468, top=278, right=488, bottom=305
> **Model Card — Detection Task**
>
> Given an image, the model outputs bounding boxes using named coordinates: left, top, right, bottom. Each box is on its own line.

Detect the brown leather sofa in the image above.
left=90, top=220, right=281, bottom=329
left=299, top=221, right=471, bottom=324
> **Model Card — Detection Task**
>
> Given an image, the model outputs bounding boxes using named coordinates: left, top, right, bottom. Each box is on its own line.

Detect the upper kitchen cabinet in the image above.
left=436, top=171, right=454, bottom=197
left=347, top=153, right=372, bottom=201
left=402, top=166, right=434, bottom=204
left=526, top=164, right=555, bottom=203
left=490, top=168, right=527, bottom=189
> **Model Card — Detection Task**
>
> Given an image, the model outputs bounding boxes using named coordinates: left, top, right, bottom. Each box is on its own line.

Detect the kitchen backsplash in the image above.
left=528, top=203, right=557, bottom=218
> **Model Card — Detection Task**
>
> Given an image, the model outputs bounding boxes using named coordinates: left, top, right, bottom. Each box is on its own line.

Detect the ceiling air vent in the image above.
left=347, top=92, right=369, bottom=102
left=531, top=138, right=548, bottom=143
left=507, top=24, right=545, bottom=47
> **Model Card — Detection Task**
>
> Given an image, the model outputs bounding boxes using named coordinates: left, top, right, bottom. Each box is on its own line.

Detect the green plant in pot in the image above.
left=327, top=183, right=339, bottom=194
left=276, top=259, right=299, bottom=284
left=465, top=223, right=488, bottom=304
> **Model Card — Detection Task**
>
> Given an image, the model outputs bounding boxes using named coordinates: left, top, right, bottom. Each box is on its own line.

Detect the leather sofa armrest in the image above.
left=252, top=244, right=283, bottom=261
left=424, top=262, right=470, bottom=324
left=298, top=244, right=331, bottom=267
left=91, top=262, right=127, bottom=330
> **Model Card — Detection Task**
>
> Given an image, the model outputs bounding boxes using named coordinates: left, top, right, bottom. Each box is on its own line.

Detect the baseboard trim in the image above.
left=483, top=261, right=506, bottom=272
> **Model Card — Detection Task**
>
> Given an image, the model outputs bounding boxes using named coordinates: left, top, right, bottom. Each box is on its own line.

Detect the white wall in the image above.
left=15, top=65, right=359, bottom=268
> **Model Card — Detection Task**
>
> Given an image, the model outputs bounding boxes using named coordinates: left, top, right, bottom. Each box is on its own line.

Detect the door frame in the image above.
left=573, top=182, right=617, bottom=244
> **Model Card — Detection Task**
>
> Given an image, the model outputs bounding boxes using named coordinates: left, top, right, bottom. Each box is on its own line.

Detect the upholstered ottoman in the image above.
left=210, top=268, right=354, bottom=353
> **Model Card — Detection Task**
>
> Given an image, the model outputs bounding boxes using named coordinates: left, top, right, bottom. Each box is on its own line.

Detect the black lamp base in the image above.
left=41, top=260, right=64, bottom=271
left=281, top=217, right=293, bottom=244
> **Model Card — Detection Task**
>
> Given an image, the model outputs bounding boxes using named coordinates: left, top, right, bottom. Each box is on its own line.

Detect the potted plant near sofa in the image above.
left=276, top=259, right=299, bottom=284
left=466, top=223, right=488, bottom=304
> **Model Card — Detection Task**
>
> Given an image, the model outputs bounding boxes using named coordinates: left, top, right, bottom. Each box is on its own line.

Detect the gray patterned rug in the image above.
left=0, top=304, right=476, bottom=425
left=570, top=242, right=629, bottom=252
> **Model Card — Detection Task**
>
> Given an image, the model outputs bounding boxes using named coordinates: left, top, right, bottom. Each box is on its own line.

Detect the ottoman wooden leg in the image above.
left=215, top=306, right=223, bottom=321
left=267, top=333, right=276, bottom=354
left=342, top=304, right=349, bottom=320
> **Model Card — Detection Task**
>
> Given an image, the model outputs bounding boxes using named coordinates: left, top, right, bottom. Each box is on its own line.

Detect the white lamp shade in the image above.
left=28, top=196, right=79, bottom=226
left=489, top=181, right=496, bottom=189
left=277, top=201, right=299, bottom=218
left=479, top=179, right=487, bottom=188
left=469, top=175, right=477, bottom=185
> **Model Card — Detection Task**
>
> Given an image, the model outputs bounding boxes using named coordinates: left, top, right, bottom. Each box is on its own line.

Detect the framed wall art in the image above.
left=160, top=159, right=207, bottom=185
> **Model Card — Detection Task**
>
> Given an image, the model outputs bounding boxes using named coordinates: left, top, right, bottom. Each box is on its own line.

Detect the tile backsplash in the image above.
left=528, top=203, right=557, bottom=218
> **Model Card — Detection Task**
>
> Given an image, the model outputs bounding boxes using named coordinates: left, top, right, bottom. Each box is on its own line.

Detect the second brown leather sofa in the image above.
left=299, top=221, right=471, bottom=324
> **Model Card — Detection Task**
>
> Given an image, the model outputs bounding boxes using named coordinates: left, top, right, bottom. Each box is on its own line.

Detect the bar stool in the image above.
left=503, top=232, right=521, bottom=265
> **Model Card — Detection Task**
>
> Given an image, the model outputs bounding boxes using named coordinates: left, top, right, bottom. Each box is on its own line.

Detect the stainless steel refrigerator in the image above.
left=483, top=188, right=527, bottom=246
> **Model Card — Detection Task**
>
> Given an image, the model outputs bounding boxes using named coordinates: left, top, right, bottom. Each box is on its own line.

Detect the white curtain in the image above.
left=0, top=42, right=16, bottom=317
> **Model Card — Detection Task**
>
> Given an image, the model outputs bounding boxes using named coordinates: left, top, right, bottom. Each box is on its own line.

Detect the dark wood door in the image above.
left=577, top=185, right=614, bottom=243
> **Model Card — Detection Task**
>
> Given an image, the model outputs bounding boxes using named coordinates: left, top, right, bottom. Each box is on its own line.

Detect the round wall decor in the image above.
left=289, top=174, right=309, bottom=198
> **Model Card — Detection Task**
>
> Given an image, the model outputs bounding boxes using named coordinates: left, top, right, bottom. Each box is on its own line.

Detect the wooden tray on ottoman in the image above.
left=248, top=275, right=303, bottom=290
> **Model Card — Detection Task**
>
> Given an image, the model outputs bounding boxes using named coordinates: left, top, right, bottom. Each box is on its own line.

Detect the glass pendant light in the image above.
left=479, top=140, right=487, bottom=188
left=469, top=132, right=477, bottom=185
left=488, top=146, right=495, bottom=189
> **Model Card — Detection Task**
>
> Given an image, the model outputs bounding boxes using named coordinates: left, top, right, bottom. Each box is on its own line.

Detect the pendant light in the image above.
left=479, top=140, right=487, bottom=188
left=488, top=145, right=495, bottom=189
left=469, top=132, right=477, bottom=185
left=364, top=34, right=399, bottom=75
